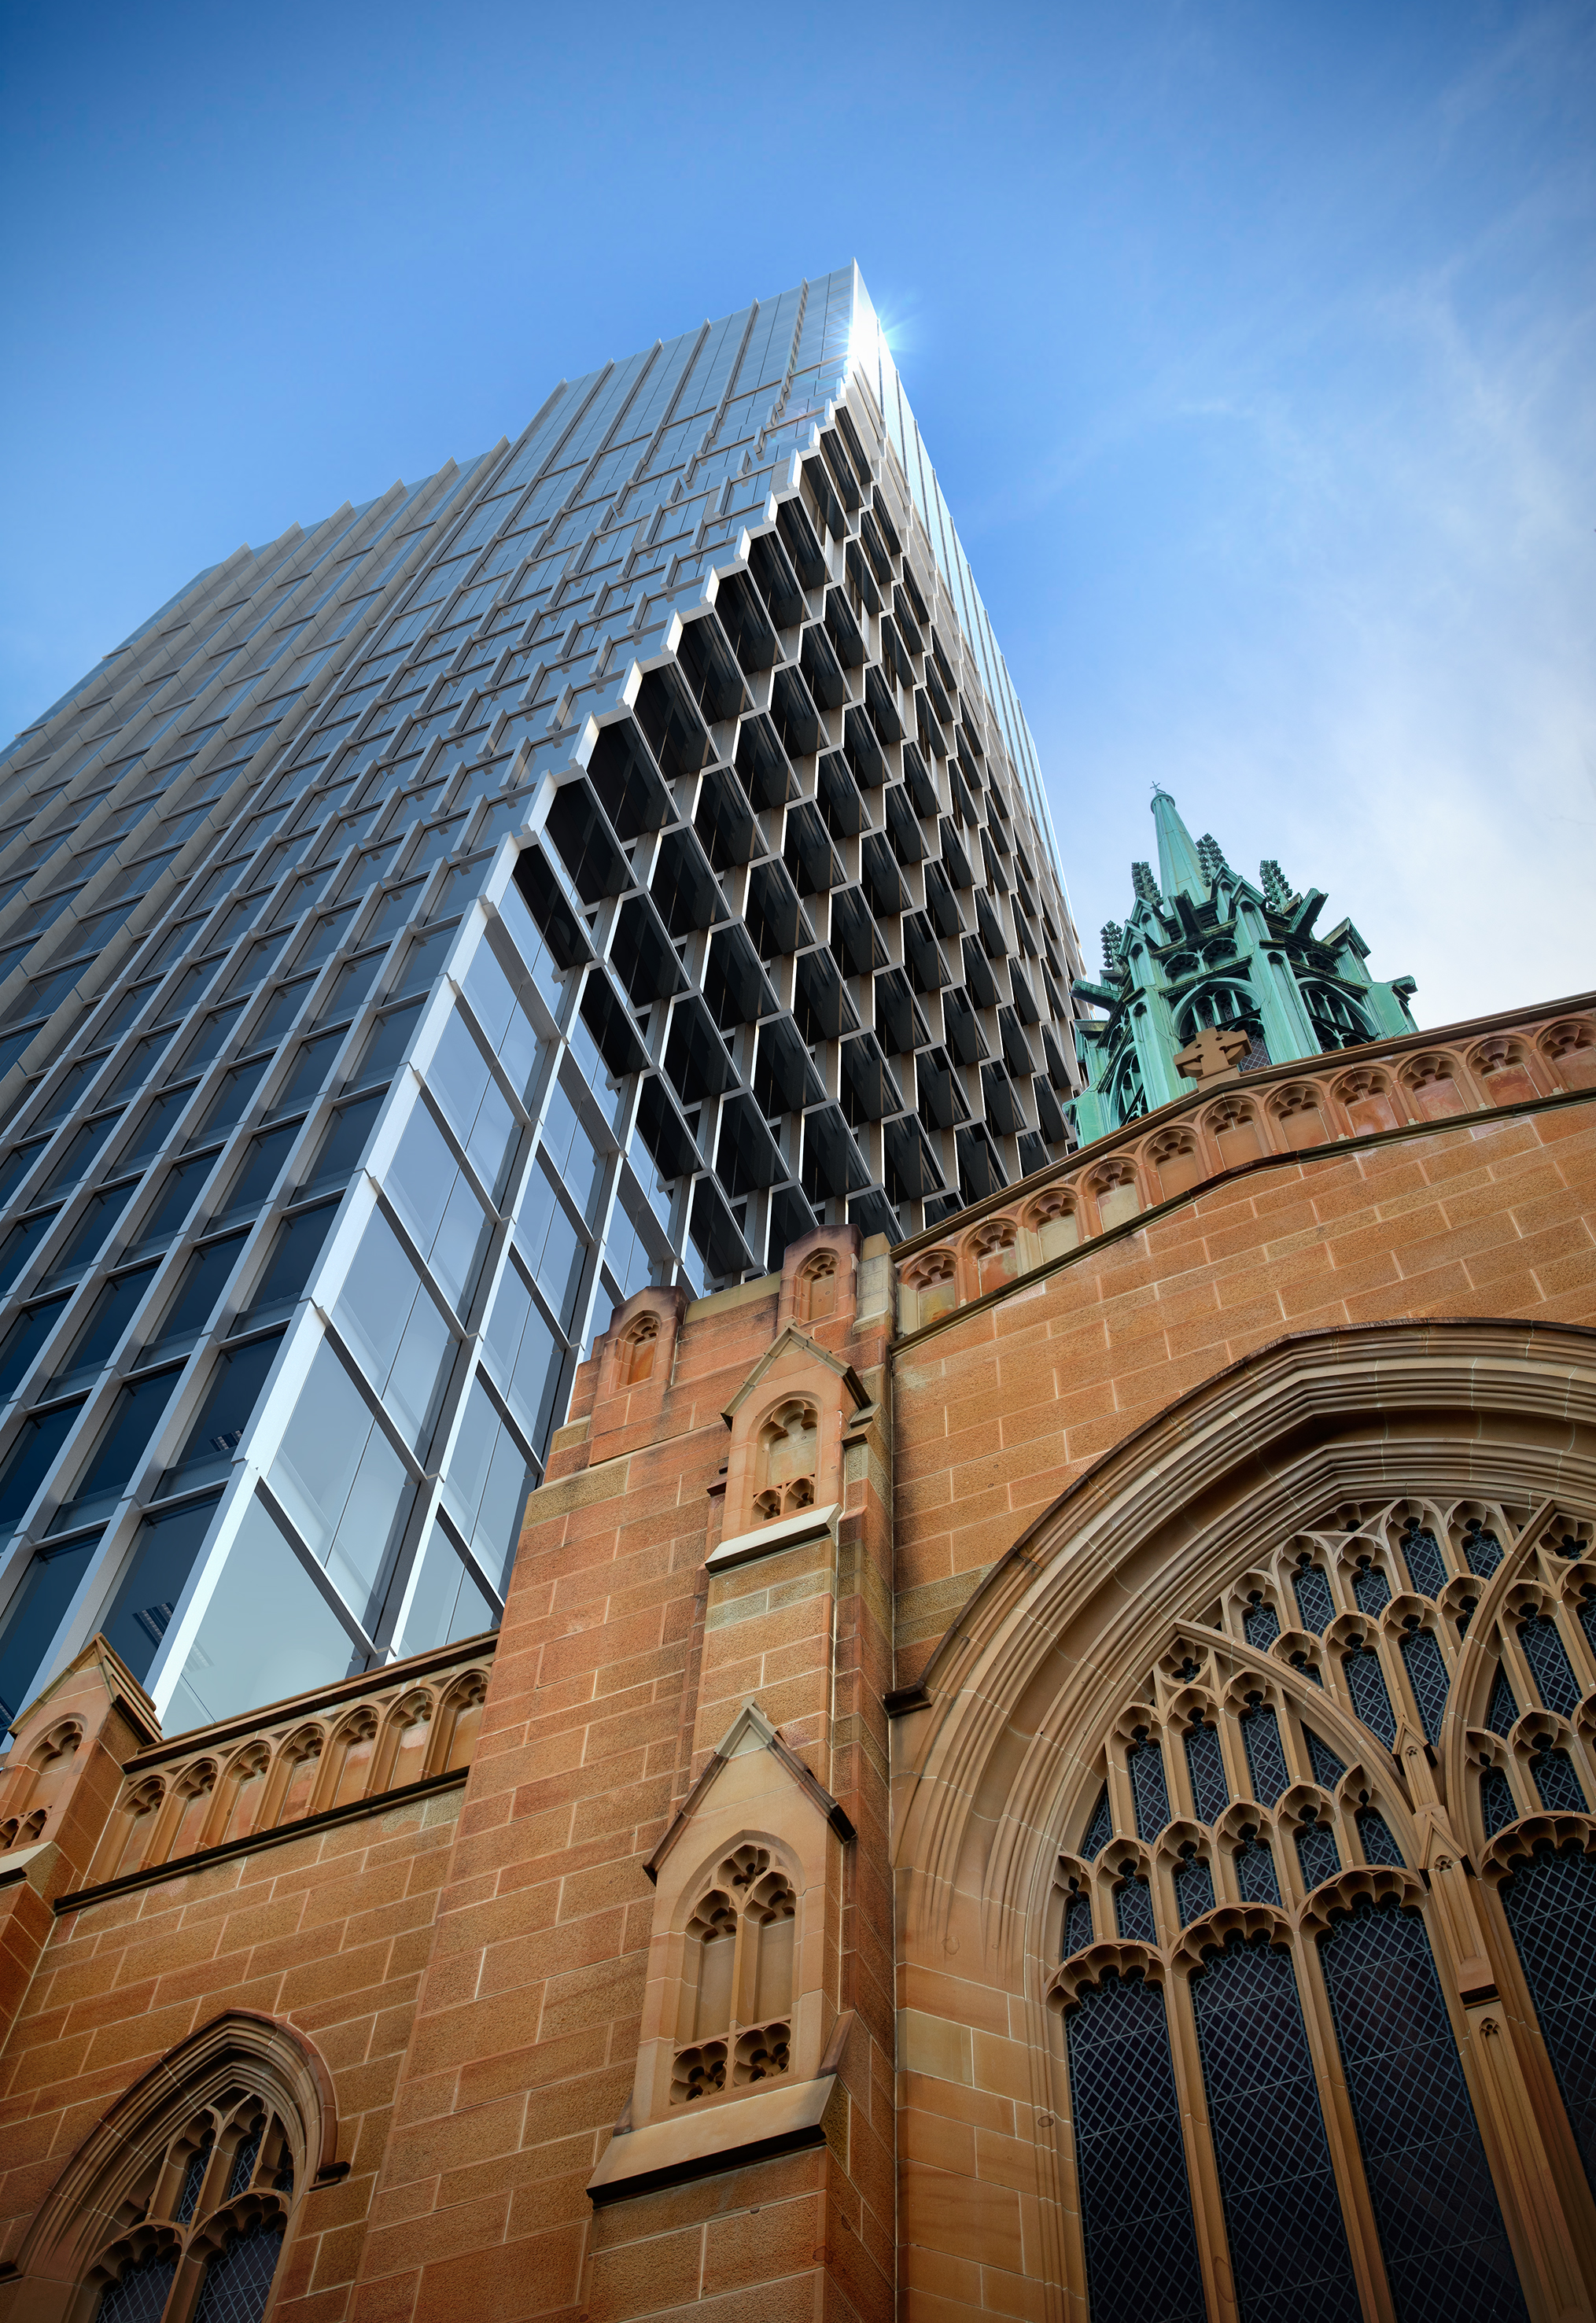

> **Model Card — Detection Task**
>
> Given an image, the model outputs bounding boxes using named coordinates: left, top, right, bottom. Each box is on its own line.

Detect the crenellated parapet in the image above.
left=896, top=997, right=1596, bottom=1333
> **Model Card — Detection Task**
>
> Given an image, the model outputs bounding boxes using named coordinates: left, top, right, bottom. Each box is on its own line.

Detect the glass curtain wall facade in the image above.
left=0, top=263, right=1082, bottom=1736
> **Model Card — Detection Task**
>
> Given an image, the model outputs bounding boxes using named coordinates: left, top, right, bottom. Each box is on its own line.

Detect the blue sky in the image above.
left=4, top=1, right=1592, bottom=1027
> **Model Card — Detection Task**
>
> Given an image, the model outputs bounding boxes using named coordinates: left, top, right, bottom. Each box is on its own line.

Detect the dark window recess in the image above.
left=1240, top=1703, right=1291, bottom=1808
left=1296, top=1812, right=1341, bottom=1890
left=128, top=1156, right=216, bottom=1256
left=157, top=1331, right=284, bottom=1496
left=1352, top=1562, right=1391, bottom=1617
left=1356, top=1809, right=1405, bottom=1867
left=687, top=1178, right=750, bottom=1285
left=1126, top=1739, right=1170, bottom=1840
left=46, top=1180, right=142, bottom=1283
left=651, top=828, right=722, bottom=940
left=586, top=719, right=671, bottom=840
left=1292, top=1563, right=1336, bottom=1633
left=1064, top=1974, right=1207, bottom=2323
left=0, top=1142, right=47, bottom=1211
left=393, top=920, right=459, bottom=1001
left=694, top=766, right=757, bottom=874
left=611, top=898, right=686, bottom=1010
left=1063, top=1893, right=1093, bottom=1957
left=1303, top=1730, right=1346, bottom=1787
left=46, top=1368, right=182, bottom=1534
left=297, top=904, right=357, bottom=969
left=578, top=972, right=648, bottom=1082
left=196, top=1055, right=269, bottom=1140
left=0, top=1210, right=59, bottom=1294
left=100, top=1494, right=223, bottom=1681
left=273, top=1027, right=347, bottom=1115
left=1190, top=1935, right=1362, bottom=2321
left=0, top=1296, right=69, bottom=1403
left=42, top=1112, right=123, bottom=1197
left=352, top=999, right=425, bottom=1086
left=1485, top=1666, right=1520, bottom=1737
left=1465, top=1521, right=1505, bottom=1578
left=633, top=1075, right=697, bottom=1186
left=734, top=714, right=792, bottom=814
left=510, top=846, right=590, bottom=974
left=46, top=1265, right=159, bottom=1395
left=1502, top=1842, right=1596, bottom=2192
left=252, top=976, right=315, bottom=1050
left=123, top=1085, right=197, bottom=1171
left=1234, top=1835, right=1281, bottom=1904
left=1320, top=1904, right=1528, bottom=2322
left=144, top=1232, right=252, bottom=1366
left=298, top=1093, right=383, bottom=1198
left=665, top=999, right=735, bottom=1107
left=633, top=666, right=710, bottom=782
left=0, top=1401, right=83, bottom=1547
left=0, top=1532, right=101, bottom=1725
left=235, top=1201, right=339, bottom=1333
left=212, top=1124, right=299, bottom=1235
left=1243, top=1595, right=1281, bottom=1650
left=544, top=781, right=628, bottom=905
left=713, top=1094, right=782, bottom=1199
left=175, top=1001, right=245, bottom=1077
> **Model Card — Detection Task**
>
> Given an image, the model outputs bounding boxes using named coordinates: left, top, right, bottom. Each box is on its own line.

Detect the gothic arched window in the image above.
left=672, top=1845, right=797, bottom=2106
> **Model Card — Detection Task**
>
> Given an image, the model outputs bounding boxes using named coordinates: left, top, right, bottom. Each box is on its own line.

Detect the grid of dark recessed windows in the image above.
left=1063, top=1892, right=1094, bottom=1956
left=1400, top=1524, right=1448, bottom=1598
left=1480, top=1764, right=1518, bottom=1837
left=1296, top=1812, right=1341, bottom=1890
left=1234, top=1831, right=1281, bottom=1904
left=1319, top=1904, right=1528, bottom=2323
left=1464, top=1521, right=1504, bottom=1578
left=1500, top=1844, right=1596, bottom=2194
left=1303, top=1729, right=1344, bottom=1787
left=1344, top=1646, right=1397, bottom=1748
left=1189, top=1935, right=1362, bottom=2322
left=1355, top=1808, right=1405, bottom=1867
left=1351, top=1561, right=1391, bottom=1616
left=1292, top=1562, right=1335, bottom=1634
left=1115, top=1875, right=1156, bottom=1943
left=1244, top=1595, right=1281, bottom=1650
left=1486, top=1667, right=1520, bottom=1736
left=1064, top=1974, right=1207, bottom=2323
left=1080, top=1787, right=1113, bottom=1860
left=1127, top=1737, right=1170, bottom=1840
left=1533, top=1750, right=1588, bottom=1814
left=1175, top=1854, right=1215, bottom=1925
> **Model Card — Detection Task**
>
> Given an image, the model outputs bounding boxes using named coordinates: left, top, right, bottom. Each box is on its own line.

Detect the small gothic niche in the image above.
left=777, top=1224, right=859, bottom=1335
left=621, top=1311, right=660, bottom=1386
left=752, top=1399, right=820, bottom=1525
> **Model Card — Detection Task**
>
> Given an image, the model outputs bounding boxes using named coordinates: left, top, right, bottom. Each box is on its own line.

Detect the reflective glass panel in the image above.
left=0, top=1531, right=101, bottom=1725
left=332, top=1209, right=455, bottom=1452
left=395, top=1521, right=496, bottom=1657
left=165, top=1493, right=359, bottom=1733
left=101, top=1495, right=222, bottom=1681
left=267, top=1340, right=413, bottom=1618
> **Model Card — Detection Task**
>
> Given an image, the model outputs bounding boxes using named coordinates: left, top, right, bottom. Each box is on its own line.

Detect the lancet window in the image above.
left=1048, top=1488, right=1596, bottom=2323
left=672, top=1844, right=797, bottom=2105
left=751, top=1399, right=818, bottom=1523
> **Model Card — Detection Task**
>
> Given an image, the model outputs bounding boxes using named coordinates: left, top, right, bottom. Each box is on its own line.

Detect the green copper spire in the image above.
left=1068, top=793, right=1418, bottom=1141
left=1152, top=787, right=1207, bottom=902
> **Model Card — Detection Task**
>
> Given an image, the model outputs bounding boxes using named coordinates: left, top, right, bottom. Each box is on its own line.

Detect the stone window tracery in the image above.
left=794, top=1249, right=837, bottom=1324
left=619, top=1311, right=659, bottom=1386
left=672, top=1845, right=797, bottom=2105
left=1045, top=1488, right=1595, bottom=2323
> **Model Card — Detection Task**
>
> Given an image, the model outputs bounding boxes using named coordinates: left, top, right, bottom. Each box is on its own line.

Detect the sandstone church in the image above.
left=1, top=794, right=1594, bottom=2323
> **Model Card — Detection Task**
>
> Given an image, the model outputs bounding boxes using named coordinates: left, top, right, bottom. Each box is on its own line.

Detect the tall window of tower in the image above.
left=672, top=1845, right=797, bottom=2104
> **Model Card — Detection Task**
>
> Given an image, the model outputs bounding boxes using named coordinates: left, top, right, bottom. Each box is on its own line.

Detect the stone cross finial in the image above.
left=1174, top=1025, right=1251, bottom=1087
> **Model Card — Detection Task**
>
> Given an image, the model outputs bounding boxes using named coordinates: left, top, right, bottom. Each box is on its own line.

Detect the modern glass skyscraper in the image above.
left=0, top=264, right=1082, bottom=1738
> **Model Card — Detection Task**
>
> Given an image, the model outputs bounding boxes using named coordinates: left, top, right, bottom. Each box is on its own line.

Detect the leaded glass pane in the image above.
left=1319, top=1904, right=1528, bottom=2322
left=1175, top=1857, right=1215, bottom=1926
left=1352, top=1563, right=1391, bottom=1617
left=1485, top=1667, right=1519, bottom=1737
left=1065, top=1975, right=1207, bottom=2323
left=1115, top=1875, right=1156, bottom=1943
left=1533, top=1750, right=1588, bottom=1814
left=1400, top=1525, right=1448, bottom=1598
left=1520, top=1616, right=1581, bottom=1718
left=1304, top=1729, right=1346, bottom=1788
left=193, top=2218, right=283, bottom=2323
left=1502, top=1845, right=1596, bottom=2195
left=1401, top=1629, right=1450, bottom=1744
left=1356, top=1809, right=1405, bottom=1868
left=1235, top=1837, right=1281, bottom=1904
left=1184, top=1720, right=1229, bottom=1824
left=1464, top=1524, right=1503, bottom=1579
left=1080, top=1786, right=1113, bottom=1860
left=175, top=2134, right=213, bottom=2223
left=1127, top=1739, right=1170, bottom=1841
left=1293, top=1565, right=1335, bottom=1635
left=1244, top=1598, right=1281, bottom=1650
left=227, top=2124, right=263, bottom=2199
left=1240, top=1704, right=1290, bottom=1807
left=1480, top=1765, right=1518, bottom=1838
left=1297, top=1816, right=1341, bottom=1890
left=1344, top=1647, right=1397, bottom=1748
left=1189, top=1935, right=1361, bottom=2321
left=1063, top=1894, right=1093, bottom=1956
left=1579, top=1588, right=1596, bottom=1664
left=96, top=2251, right=179, bottom=2323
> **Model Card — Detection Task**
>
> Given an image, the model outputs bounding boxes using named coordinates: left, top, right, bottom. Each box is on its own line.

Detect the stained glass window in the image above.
left=193, top=2218, right=284, bottom=2323
left=1183, top=1717, right=1229, bottom=1825
left=1501, top=1844, right=1596, bottom=2195
left=1401, top=1628, right=1450, bottom=1743
left=1292, top=1564, right=1335, bottom=1635
left=1234, top=1834, right=1281, bottom=1905
left=1175, top=1855, right=1215, bottom=1927
left=1115, top=1875, right=1156, bottom=1943
left=1480, top=1764, right=1518, bottom=1838
left=1485, top=1666, right=1519, bottom=1737
left=1296, top=1813, right=1340, bottom=1891
left=1319, top=1904, right=1528, bottom=2322
left=1352, top=1562, right=1391, bottom=1617
left=175, top=2134, right=213, bottom=2225
left=1304, top=1729, right=1346, bottom=1788
left=1520, top=1617, right=1580, bottom=1719
left=1355, top=1809, right=1404, bottom=1867
left=1464, top=1521, right=1503, bottom=1579
left=1063, top=1893, right=1094, bottom=1957
left=1080, top=1786, right=1113, bottom=1860
left=1401, top=1525, right=1448, bottom=1598
left=1344, top=1647, right=1396, bottom=1749
left=1244, top=1595, right=1281, bottom=1650
left=1533, top=1750, right=1588, bottom=1814
left=1127, top=1738, right=1170, bottom=1841
left=1189, top=1935, right=1361, bottom=2320
left=1240, top=1703, right=1290, bottom=1807
left=97, top=2252, right=179, bottom=2323
left=1065, top=1974, right=1207, bottom=2323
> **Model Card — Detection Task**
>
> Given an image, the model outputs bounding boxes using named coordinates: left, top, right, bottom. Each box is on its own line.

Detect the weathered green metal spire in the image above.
left=1068, top=793, right=1418, bottom=1141
left=1152, top=787, right=1207, bottom=902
